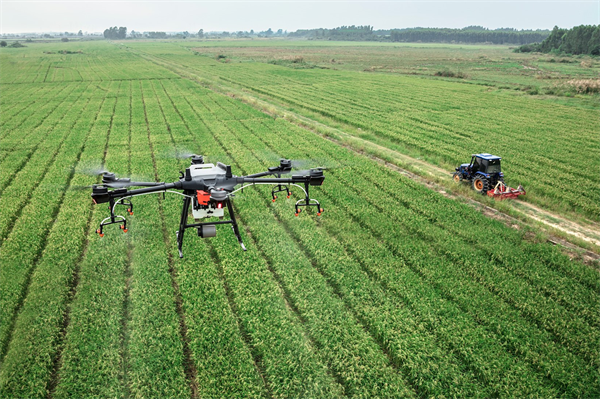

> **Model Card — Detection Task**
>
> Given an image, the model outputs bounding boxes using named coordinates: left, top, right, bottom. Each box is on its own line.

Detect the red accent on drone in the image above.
left=196, top=190, right=211, bottom=206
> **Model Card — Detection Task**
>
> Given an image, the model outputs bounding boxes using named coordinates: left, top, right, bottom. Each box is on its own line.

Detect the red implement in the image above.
left=487, top=182, right=526, bottom=200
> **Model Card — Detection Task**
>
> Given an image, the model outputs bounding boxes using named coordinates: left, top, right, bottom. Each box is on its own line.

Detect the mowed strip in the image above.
left=145, top=50, right=598, bottom=220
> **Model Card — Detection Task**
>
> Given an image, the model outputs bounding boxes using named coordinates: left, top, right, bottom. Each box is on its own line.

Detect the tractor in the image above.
left=453, top=153, right=525, bottom=199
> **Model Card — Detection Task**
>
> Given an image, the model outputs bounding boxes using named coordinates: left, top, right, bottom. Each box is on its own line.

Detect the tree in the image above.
left=0, top=41, right=6, bottom=47
left=519, top=24, right=599, bottom=55
left=197, top=29, right=204, bottom=38
left=589, top=26, right=600, bottom=55
left=78, top=30, right=83, bottom=36
left=61, top=37, right=69, bottom=42
left=103, top=26, right=127, bottom=40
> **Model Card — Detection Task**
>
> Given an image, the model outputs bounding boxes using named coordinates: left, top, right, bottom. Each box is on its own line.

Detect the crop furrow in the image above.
left=149, top=79, right=200, bottom=398
left=51, top=83, right=128, bottom=398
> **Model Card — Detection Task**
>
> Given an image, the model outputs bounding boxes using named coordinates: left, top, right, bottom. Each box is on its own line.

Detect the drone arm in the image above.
left=92, top=181, right=182, bottom=204
left=237, top=174, right=324, bottom=186
left=244, top=171, right=274, bottom=178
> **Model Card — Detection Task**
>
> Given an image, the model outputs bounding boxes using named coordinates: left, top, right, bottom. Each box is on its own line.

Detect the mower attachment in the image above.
left=487, top=182, right=526, bottom=200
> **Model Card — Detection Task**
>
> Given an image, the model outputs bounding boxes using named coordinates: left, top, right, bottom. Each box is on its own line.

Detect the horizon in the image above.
left=2, top=25, right=564, bottom=36
left=1, top=1, right=598, bottom=35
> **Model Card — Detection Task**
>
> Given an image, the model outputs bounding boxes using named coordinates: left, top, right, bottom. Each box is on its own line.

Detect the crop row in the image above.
left=0, top=84, right=96, bottom=245
left=0, top=83, right=112, bottom=363
left=0, top=82, right=116, bottom=397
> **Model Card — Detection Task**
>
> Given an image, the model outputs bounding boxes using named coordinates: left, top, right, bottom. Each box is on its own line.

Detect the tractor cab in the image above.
left=457, top=153, right=503, bottom=180
left=468, top=153, right=503, bottom=176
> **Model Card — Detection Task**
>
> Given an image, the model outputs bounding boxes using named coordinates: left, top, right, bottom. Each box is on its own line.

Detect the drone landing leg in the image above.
left=227, top=198, right=246, bottom=251
left=177, top=194, right=191, bottom=258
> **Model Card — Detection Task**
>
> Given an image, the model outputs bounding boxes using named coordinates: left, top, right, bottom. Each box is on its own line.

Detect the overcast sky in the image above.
left=1, top=0, right=598, bottom=34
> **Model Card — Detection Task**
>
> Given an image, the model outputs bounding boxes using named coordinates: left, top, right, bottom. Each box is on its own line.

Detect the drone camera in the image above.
left=197, top=225, right=217, bottom=238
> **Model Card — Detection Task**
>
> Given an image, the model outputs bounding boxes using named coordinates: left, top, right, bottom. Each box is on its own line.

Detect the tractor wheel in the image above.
left=472, top=176, right=489, bottom=194
left=452, top=172, right=463, bottom=183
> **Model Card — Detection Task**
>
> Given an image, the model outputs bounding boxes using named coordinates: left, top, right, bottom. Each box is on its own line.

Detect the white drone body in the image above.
left=190, top=163, right=226, bottom=220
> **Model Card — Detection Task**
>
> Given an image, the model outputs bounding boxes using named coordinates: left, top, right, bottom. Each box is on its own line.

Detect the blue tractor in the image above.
left=453, top=153, right=504, bottom=195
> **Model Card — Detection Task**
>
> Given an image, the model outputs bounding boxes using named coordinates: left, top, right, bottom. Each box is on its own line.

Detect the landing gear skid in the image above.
left=294, top=182, right=323, bottom=216
left=176, top=192, right=246, bottom=258
left=271, top=184, right=291, bottom=202
left=96, top=197, right=133, bottom=236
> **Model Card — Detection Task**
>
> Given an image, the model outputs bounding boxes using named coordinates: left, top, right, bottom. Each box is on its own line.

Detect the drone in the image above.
left=91, top=155, right=325, bottom=258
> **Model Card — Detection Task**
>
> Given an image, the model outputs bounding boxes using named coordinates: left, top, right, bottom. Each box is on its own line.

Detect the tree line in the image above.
left=516, top=25, right=600, bottom=55
left=389, top=27, right=549, bottom=44
left=289, top=25, right=549, bottom=44
left=289, top=25, right=376, bottom=41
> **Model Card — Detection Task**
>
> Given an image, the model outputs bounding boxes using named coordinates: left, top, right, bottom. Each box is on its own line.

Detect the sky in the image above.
left=1, top=0, right=598, bottom=34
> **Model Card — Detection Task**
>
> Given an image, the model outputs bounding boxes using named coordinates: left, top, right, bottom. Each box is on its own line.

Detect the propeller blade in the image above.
left=159, top=145, right=197, bottom=160
left=291, top=158, right=343, bottom=171
left=75, top=162, right=110, bottom=176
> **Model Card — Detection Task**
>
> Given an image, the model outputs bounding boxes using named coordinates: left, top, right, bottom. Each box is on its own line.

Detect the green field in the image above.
left=1, top=40, right=599, bottom=398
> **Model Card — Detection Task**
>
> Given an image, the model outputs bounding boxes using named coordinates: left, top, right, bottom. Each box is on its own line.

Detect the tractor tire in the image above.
left=452, top=172, right=463, bottom=183
left=472, top=176, right=489, bottom=194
